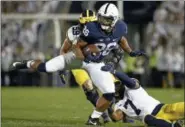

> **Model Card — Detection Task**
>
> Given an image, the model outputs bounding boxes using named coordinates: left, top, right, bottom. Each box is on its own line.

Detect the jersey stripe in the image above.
left=86, top=10, right=89, bottom=17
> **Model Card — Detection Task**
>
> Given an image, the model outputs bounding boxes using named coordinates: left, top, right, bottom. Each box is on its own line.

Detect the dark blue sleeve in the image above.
left=114, top=71, right=136, bottom=88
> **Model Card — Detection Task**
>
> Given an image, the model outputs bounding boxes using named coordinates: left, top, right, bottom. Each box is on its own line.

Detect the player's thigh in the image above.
left=164, top=103, right=184, bottom=119
left=71, top=69, right=90, bottom=86
left=82, top=62, right=115, bottom=93
left=164, top=102, right=184, bottom=114
left=89, top=68, right=115, bottom=93
left=155, top=104, right=184, bottom=121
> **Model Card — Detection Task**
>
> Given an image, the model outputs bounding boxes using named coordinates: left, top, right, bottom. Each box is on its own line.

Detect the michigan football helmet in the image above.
left=79, top=10, right=97, bottom=24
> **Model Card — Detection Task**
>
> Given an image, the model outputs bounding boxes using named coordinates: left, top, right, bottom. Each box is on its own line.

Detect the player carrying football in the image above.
left=10, top=9, right=112, bottom=123
left=76, top=3, right=146, bottom=126
left=10, top=3, right=147, bottom=125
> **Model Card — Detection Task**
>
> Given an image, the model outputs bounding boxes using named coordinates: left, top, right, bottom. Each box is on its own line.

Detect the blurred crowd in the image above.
left=1, top=1, right=184, bottom=88
left=1, top=1, right=59, bottom=86
left=122, top=1, right=184, bottom=88
left=147, top=1, right=184, bottom=88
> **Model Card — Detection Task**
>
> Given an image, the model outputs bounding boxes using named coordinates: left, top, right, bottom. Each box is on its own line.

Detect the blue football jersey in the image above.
left=80, top=20, right=127, bottom=60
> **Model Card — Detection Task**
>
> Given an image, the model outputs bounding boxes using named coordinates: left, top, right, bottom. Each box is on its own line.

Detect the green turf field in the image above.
left=1, top=87, right=184, bottom=127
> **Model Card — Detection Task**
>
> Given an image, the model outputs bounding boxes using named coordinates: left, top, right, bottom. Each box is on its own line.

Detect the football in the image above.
left=82, top=44, right=100, bottom=56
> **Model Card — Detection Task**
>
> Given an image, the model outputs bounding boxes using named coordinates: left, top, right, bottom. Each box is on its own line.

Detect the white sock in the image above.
left=91, top=110, right=103, bottom=119
left=26, top=60, right=34, bottom=68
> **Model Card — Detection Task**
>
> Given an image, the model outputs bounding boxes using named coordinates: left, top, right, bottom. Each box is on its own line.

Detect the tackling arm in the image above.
left=59, top=35, right=87, bottom=60
left=119, top=36, right=147, bottom=57
left=72, top=38, right=87, bottom=60
left=60, top=38, right=72, bottom=55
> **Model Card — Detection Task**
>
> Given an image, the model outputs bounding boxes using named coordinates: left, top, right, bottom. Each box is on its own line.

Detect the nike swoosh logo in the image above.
left=89, top=120, right=97, bottom=125
left=13, top=62, right=21, bottom=67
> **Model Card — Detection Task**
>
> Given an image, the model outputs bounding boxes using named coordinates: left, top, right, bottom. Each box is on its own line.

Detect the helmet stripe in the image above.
left=86, top=10, right=89, bottom=17
left=104, top=3, right=110, bottom=14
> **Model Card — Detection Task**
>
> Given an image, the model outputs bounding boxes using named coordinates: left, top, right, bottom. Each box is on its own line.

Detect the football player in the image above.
left=107, top=78, right=184, bottom=127
left=10, top=3, right=146, bottom=126
left=10, top=9, right=111, bottom=123
left=9, top=11, right=98, bottom=73
left=77, top=3, right=146, bottom=125
left=59, top=10, right=111, bottom=123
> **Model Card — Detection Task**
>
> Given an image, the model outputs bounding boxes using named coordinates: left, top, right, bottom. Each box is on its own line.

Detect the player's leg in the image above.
left=71, top=69, right=111, bottom=123
left=144, top=114, right=182, bottom=127
left=10, top=51, right=76, bottom=72
left=164, top=102, right=185, bottom=120
left=155, top=103, right=185, bottom=122
left=71, top=69, right=99, bottom=106
left=83, top=63, right=115, bottom=125
left=164, top=102, right=184, bottom=115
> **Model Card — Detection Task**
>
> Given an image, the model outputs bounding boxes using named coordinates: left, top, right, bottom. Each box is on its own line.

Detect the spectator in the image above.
left=156, top=37, right=172, bottom=88
left=149, top=46, right=159, bottom=87
left=133, top=57, right=145, bottom=84
left=1, top=45, right=15, bottom=86
left=170, top=47, right=184, bottom=88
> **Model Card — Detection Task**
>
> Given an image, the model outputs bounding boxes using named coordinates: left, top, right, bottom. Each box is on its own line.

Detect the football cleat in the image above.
left=86, top=116, right=102, bottom=126
left=174, top=119, right=184, bottom=127
left=9, top=60, right=29, bottom=71
left=101, top=112, right=111, bottom=124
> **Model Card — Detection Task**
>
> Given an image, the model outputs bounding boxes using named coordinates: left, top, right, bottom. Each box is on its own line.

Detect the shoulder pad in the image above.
left=115, top=20, right=128, bottom=36
left=67, top=25, right=81, bottom=44
left=80, top=22, right=100, bottom=44
left=81, top=22, right=98, bottom=37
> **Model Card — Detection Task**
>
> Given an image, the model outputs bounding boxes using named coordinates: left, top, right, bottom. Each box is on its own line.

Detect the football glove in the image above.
left=129, top=51, right=148, bottom=59
left=101, top=62, right=115, bottom=73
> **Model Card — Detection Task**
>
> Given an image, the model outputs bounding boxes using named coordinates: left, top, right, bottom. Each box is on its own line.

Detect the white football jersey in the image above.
left=66, top=25, right=81, bottom=45
left=114, top=86, right=160, bottom=121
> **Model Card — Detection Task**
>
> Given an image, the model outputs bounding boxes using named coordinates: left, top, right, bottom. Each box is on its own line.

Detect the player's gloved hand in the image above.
left=84, top=53, right=101, bottom=63
left=101, top=62, right=115, bottom=73
left=129, top=51, right=148, bottom=58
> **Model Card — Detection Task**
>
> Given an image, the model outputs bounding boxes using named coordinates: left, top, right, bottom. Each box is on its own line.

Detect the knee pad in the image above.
left=103, top=93, right=115, bottom=102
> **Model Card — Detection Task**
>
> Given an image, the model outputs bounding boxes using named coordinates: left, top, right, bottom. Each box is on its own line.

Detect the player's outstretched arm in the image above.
left=119, top=36, right=132, bottom=54
left=72, top=38, right=87, bottom=60
left=119, top=36, right=147, bottom=57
